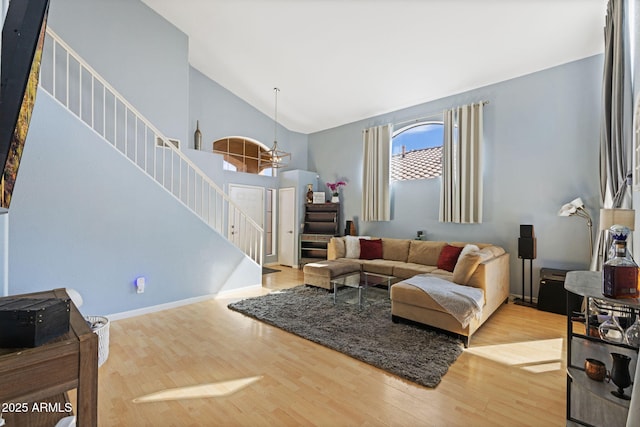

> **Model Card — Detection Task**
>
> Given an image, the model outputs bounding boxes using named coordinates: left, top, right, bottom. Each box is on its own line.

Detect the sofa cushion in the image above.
left=407, top=241, right=446, bottom=265
left=479, top=245, right=505, bottom=259
left=345, top=235, right=370, bottom=258
left=382, top=238, right=411, bottom=262
left=458, top=244, right=480, bottom=259
left=449, top=241, right=492, bottom=249
left=453, top=252, right=483, bottom=285
left=335, top=258, right=367, bottom=267
left=437, top=244, right=464, bottom=272
left=360, top=238, right=383, bottom=260
left=360, top=259, right=404, bottom=276
left=428, top=269, right=455, bottom=280
left=303, top=260, right=361, bottom=279
left=392, top=263, right=438, bottom=279
left=332, top=237, right=346, bottom=258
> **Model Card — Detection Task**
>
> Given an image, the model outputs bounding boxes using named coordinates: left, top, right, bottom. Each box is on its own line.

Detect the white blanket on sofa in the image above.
left=402, top=275, right=485, bottom=328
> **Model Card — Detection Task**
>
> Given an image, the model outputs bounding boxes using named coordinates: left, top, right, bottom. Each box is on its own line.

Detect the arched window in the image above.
left=391, top=121, right=443, bottom=181
left=212, top=137, right=274, bottom=176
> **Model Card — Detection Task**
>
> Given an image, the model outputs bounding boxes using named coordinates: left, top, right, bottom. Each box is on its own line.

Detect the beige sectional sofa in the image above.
left=303, top=236, right=510, bottom=346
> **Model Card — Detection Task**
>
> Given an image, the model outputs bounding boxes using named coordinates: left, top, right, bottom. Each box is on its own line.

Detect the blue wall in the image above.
left=5, top=0, right=309, bottom=313
left=47, top=0, right=190, bottom=145
left=189, top=67, right=308, bottom=165
left=308, top=55, right=604, bottom=296
left=3, top=0, right=621, bottom=308
left=10, top=93, right=251, bottom=315
left=186, top=66, right=310, bottom=263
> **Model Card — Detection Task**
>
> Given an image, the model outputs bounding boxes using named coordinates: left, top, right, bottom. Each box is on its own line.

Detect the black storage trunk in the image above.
left=0, top=298, right=70, bottom=348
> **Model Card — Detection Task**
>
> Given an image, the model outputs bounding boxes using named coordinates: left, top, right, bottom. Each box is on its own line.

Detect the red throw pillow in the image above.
left=359, top=238, right=383, bottom=260
left=437, top=244, right=464, bottom=272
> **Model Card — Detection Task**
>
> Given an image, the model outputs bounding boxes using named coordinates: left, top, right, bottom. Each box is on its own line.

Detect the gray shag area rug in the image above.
left=228, top=285, right=463, bottom=388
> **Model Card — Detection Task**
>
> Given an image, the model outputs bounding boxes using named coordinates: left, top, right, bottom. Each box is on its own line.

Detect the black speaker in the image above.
left=345, top=220, right=355, bottom=236
left=518, top=237, right=536, bottom=259
left=520, top=224, right=535, bottom=238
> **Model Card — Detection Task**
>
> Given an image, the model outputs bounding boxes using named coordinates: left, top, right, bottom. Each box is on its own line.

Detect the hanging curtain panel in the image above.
left=591, top=0, right=631, bottom=271
left=361, top=124, right=392, bottom=221
left=439, top=103, right=484, bottom=224
left=439, top=108, right=456, bottom=222
left=599, top=0, right=628, bottom=209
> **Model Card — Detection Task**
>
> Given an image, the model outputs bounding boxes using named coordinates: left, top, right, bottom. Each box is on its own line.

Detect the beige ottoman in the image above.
left=303, top=260, right=361, bottom=290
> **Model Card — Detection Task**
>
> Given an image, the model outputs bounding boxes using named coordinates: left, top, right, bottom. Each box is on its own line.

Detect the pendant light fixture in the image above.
left=260, top=87, right=291, bottom=169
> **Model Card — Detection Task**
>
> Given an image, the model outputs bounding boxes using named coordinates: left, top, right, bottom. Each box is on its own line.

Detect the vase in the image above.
left=610, top=352, right=632, bottom=400
left=331, top=195, right=339, bottom=203
left=194, top=120, right=202, bottom=150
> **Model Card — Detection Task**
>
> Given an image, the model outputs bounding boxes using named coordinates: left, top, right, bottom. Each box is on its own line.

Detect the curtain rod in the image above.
left=393, top=100, right=489, bottom=129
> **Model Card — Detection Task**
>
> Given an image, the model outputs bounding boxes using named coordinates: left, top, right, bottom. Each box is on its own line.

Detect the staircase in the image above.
left=38, top=28, right=263, bottom=266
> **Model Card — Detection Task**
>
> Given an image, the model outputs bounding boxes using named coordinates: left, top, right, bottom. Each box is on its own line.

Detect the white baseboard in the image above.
left=105, top=282, right=259, bottom=320
left=106, top=293, right=217, bottom=321
left=509, top=293, right=538, bottom=304
left=216, top=283, right=262, bottom=297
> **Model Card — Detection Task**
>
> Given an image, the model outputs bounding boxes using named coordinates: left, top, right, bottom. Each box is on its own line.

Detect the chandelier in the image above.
left=260, top=87, right=291, bottom=169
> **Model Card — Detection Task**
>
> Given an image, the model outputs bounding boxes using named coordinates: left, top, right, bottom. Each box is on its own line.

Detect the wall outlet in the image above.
left=135, top=277, right=145, bottom=294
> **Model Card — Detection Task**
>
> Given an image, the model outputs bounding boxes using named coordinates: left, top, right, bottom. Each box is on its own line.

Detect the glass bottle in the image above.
left=603, top=225, right=639, bottom=299
left=194, top=120, right=202, bottom=150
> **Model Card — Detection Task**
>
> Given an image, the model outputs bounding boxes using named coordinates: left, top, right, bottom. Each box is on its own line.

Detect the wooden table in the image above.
left=0, top=288, right=98, bottom=426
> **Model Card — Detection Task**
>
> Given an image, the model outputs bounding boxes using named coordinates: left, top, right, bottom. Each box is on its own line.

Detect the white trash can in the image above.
left=85, top=315, right=110, bottom=367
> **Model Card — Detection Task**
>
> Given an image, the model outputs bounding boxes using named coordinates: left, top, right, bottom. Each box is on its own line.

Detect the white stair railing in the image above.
left=39, top=28, right=263, bottom=266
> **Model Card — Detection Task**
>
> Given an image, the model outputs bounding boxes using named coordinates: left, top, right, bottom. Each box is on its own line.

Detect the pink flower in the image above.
left=326, top=181, right=346, bottom=194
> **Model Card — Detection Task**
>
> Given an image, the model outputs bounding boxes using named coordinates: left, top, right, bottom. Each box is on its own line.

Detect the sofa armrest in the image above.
left=468, top=252, right=510, bottom=307
left=327, top=237, right=343, bottom=260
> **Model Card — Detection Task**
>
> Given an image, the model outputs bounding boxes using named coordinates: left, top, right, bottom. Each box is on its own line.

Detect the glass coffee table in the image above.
left=331, top=271, right=395, bottom=308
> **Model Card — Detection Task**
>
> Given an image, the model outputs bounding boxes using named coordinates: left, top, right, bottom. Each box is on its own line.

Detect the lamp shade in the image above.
left=558, top=203, right=576, bottom=216
left=569, top=197, right=585, bottom=208
left=599, top=208, right=635, bottom=231
left=558, top=197, right=585, bottom=216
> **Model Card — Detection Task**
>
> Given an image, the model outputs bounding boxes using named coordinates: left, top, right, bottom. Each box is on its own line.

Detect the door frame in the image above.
left=278, top=187, right=296, bottom=267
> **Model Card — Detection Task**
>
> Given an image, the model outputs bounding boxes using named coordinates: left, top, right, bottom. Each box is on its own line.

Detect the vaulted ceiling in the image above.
left=141, top=0, right=607, bottom=134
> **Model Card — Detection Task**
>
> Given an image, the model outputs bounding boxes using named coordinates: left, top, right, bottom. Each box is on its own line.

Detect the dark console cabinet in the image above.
left=538, top=268, right=583, bottom=315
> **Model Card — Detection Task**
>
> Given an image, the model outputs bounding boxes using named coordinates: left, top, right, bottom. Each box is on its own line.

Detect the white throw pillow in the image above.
left=458, top=244, right=480, bottom=260
left=345, top=235, right=370, bottom=258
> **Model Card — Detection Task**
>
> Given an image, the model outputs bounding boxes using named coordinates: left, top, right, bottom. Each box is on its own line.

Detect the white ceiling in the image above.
left=141, top=0, right=607, bottom=134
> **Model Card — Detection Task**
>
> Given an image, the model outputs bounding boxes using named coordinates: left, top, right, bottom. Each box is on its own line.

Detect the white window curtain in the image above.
left=591, top=0, right=633, bottom=271
left=439, top=103, right=484, bottom=223
left=362, top=124, right=392, bottom=221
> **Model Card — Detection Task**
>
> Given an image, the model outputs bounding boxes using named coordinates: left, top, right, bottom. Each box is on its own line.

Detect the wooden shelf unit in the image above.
left=300, top=203, right=339, bottom=266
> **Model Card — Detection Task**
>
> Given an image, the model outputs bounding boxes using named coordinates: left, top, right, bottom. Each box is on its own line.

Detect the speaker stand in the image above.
left=514, top=258, right=536, bottom=308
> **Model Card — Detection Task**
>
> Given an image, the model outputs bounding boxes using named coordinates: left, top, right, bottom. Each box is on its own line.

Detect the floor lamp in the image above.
left=558, top=197, right=593, bottom=256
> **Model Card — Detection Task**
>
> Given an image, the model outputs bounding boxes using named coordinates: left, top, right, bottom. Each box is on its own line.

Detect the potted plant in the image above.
left=326, top=181, right=346, bottom=203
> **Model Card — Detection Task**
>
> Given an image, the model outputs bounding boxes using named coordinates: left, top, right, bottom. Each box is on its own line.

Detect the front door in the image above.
left=228, top=184, right=264, bottom=257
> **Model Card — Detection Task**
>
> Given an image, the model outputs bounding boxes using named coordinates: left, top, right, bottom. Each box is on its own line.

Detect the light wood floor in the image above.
left=93, top=266, right=567, bottom=426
